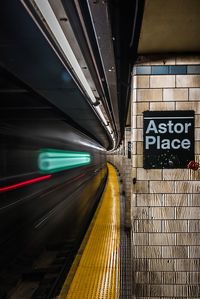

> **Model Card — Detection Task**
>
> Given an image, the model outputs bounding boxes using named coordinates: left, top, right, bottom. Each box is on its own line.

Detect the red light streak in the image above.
left=0, top=175, right=52, bottom=193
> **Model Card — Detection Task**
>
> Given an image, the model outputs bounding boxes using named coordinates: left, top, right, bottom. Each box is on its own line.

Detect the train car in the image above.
left=0, top=118, right=107, bottom=296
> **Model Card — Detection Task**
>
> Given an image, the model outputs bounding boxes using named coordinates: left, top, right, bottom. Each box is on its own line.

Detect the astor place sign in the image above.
left=143, top=111, right=194, bottom=169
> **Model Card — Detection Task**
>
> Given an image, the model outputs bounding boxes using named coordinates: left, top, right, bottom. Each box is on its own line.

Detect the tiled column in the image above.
left=107, top=143, right=124, bottom=173
left=107, top=128, right=132, bottom=196
left=123, top=128, right=132, bottom=198
left=131, top=56, right=200, bottom=298
left=107, top=128, right=132, bottom=227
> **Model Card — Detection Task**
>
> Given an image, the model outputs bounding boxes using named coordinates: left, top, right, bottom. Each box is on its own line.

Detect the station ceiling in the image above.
left=138, top=0, right=200, bottom=54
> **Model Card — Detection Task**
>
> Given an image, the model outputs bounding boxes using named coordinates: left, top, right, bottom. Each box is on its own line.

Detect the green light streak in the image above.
left=38, top=149, right=91, bottom=173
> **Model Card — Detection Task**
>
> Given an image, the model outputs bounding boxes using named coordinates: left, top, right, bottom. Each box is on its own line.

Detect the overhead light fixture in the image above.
left=23, top=0, right=116, bottom=146
left=95, top=104, right=115, bottom=139
left=107, top=126, right=113, bottom=134
left=95, top=105, right=108, bottom=126
left=32, top=0, right=97, bottom=104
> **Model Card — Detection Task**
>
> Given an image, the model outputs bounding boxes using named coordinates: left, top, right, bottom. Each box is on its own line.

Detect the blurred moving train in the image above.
left=0, top=114, right=107, bottom=295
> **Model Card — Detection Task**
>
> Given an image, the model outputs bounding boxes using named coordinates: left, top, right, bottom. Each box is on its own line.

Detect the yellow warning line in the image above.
left=58, top=163, right=120, bottom=299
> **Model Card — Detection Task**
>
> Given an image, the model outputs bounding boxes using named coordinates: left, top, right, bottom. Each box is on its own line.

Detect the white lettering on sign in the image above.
left=145, top=119, right=192, bottom=150
left=145, top=136, right=191, bottom=150
left=146, top=120, right=191, bottom=134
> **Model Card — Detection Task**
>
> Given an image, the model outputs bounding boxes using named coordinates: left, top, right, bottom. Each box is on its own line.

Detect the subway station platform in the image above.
left=58, top=163, right=129, bottom=299
left=1, top=1, right=200, bottom=299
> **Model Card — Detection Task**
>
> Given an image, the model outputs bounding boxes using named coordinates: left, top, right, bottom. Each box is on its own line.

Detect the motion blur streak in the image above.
left=38, top=149, right=91, bottom=173
left=0, top=175, right=52, bottom=192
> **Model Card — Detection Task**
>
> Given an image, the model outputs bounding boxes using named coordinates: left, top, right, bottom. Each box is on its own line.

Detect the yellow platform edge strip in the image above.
left=58, top=163, right=120, bottom=299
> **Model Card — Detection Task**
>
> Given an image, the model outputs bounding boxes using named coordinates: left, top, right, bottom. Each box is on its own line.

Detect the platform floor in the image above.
left=58, top=163, right=121, bottom=299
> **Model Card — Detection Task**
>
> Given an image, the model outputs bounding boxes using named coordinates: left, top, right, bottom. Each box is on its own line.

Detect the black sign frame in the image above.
left=143, top=110, right=195, bottom=169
